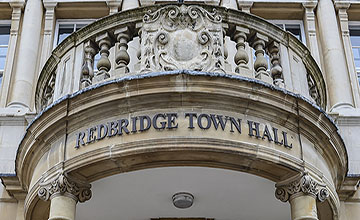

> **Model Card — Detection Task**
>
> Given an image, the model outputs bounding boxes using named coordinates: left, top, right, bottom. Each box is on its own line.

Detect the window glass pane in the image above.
left=350, top=36, right=360, bottom=47
left=57, top=24, right=75, bottom=44
left=0, top=25, right=10, bottom=46
left=75, top=23, right=87, bottom=31
left=285, top=24, right=301, bottom=41
left=0, top=56, right=6, bottom=70
left=353, top=48, right=360, bottom=59
left=0, top=47, right=7, bottom=56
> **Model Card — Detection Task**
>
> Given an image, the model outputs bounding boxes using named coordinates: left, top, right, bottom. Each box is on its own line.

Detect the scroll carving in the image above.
left=275, top=173, right=329, bottom=203
left=140, top=5, right=225, bottom=73
left=38, top=172, right=92, bottom=203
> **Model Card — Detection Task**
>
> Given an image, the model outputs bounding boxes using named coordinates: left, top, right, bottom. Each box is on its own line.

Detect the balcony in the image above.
left=36, top=4, right=326, bottom=112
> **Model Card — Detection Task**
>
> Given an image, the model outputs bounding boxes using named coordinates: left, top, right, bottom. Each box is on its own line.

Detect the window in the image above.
left=0, top=23, right=11, bottom=86
left=54, top=20, right=93, bottom=46
left=349, top=25, right=360, bottom=83
left=54, top=20, right=100, bottom=70
left=270, top=20, right=306, bottom=44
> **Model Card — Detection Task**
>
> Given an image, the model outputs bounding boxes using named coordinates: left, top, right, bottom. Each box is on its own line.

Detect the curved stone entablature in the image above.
left=17, top=71, right=345, bottom=219
left=35, top=3, right=327, bottom=112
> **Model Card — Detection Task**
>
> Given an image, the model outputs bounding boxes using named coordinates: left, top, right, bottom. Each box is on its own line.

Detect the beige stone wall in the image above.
left=0, top=0, right=360, bottom=220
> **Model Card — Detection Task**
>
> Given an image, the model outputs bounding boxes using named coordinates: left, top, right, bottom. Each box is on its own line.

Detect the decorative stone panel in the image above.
left=140, top=5, right=225, bottom=73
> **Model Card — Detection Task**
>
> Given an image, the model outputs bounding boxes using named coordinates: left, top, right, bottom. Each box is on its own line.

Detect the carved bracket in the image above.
left=38, top=172, right=92, bottom=203
left=275, top=173, right=329, bottom=203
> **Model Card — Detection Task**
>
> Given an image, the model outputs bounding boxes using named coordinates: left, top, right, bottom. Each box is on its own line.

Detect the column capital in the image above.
left=9, top=0, right=25, bottom=9
left=275, top=173, right=329, bottom=203
left=334, top=1, right=350, bottom=11
left=43, top=0, right=58, bottom=10
left=302, top=0, right=318, bottom=10
left=237, top=1, right=253, bottom=13
left=38, top=172, right=92, bottom=203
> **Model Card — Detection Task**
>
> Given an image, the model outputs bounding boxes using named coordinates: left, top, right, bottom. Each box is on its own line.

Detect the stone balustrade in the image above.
left=35, top=4, right=326, bottom=112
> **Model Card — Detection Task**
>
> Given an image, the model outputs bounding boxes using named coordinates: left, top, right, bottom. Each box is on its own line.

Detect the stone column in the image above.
left=316, top=0, right=354, bottom=111
left=275, top=173, right=329, bottom=220
left=7, top=0, right=43, bottom=110
left=38, top=172, right=92, bottom=220
left=0, top=0, right=25, bottom=108
left=39, top=1, right=57, bottom=69
left=335, top=2, right=360, bottom=108
left=302, top=1, right=321, bottom=67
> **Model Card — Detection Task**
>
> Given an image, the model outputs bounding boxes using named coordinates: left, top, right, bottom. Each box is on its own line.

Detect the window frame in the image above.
left=53, top=19, right=95, bottom=48
left=348, top=22, right=360, bottom=75
left=0, top=20, right=11, bottom=80
left=268, top=20, right=307, bottom=45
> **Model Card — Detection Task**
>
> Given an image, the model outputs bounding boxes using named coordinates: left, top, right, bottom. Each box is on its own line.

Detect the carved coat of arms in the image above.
left=140, top=5, right=225, bottom=73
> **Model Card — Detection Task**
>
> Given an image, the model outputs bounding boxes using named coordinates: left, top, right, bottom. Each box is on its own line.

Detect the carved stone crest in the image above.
left=275, top=173, right=329, bottom=203
left=140, top=5, right=225, bottom=73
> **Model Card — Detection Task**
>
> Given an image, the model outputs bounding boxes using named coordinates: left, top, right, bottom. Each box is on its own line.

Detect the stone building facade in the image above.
left=0, top=0, right=360, bottom=219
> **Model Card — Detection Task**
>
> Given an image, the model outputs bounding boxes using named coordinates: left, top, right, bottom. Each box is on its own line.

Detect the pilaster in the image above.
left=39, top=0, right=57, bottom=69
left=335, top=1, right=360, bottom=108
left=302, top=1, right=321, bottom=67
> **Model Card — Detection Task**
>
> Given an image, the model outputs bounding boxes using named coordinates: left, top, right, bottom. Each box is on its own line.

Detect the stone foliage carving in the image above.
left=41, top=72, right=56, bottom=110
left=140, top=5, right=225, bottom=73
left=38, top=172, right=92, bottom=203
left=307, top=73, right=321, bottom=106
left=275, top=173, right=329, bottom=202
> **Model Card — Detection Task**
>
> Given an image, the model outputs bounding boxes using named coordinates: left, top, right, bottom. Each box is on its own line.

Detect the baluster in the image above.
left=94, top=32, right=112, bottom=82
left=268, top=41, right=284, bottom=88
left=251, top=33, right=272, bottom=84
left=81, top=40, right=97, bottom=89
left=232, top=26, right=250, bottom=74
left=114, top=27, right=130, bottom=76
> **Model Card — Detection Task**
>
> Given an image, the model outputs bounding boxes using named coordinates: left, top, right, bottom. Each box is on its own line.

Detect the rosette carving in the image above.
left=38, top=172, right=92, bottom=203
left=275, top=173, right=329, bottom=203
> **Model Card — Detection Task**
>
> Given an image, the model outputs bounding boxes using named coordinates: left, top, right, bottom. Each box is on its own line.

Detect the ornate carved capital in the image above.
left=275, top=173, right=329, bottom=203
left=38, top=172, right=92, bottom=203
